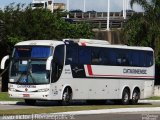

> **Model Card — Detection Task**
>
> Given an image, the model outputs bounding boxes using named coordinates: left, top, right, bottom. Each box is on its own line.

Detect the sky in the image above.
left=0, top=0, right=143, bottom=12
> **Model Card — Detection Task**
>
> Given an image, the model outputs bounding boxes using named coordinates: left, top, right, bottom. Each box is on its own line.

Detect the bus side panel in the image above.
left=143, top=80, right=154, bottom=98
left=87, top=79, right=120, bottom=100
left=52, top=65, right=89, bottom=100
left=119, top=79, right=144, bottom=99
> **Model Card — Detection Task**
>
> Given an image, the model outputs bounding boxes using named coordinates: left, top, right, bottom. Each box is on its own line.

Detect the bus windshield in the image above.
left=9, top=46, right=52, bottom=84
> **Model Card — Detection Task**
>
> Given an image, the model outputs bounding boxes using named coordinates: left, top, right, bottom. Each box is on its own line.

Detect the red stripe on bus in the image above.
left=87, top=65, right=93, bottom=76
left=81, top=42, right=86, bottom=46
left=86, top=65, right=154, bottom=79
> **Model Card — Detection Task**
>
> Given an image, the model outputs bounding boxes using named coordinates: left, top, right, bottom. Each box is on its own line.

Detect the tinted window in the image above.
left=99, top=48, right=110, bottom=65
left=131, top=51, right=139, bottom=66
left=54, top=45, right=64, bottom=65
left=79, top=47, right=91, bottom=64
left=108, top=49, right=118, bottom=65
left=65, top=45, right=153, bottom=67
left=65, top=44, right=78, bottom=65
left=91, top=47, right=101, bottom=65
left=146, top=52, right=153, bottom=67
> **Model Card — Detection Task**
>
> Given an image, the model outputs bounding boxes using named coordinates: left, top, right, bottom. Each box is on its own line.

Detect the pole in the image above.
left=107, top=0, right=110, bottom=30
left=83, top=0, right=86, bottom=12
left=123, top=0, right=124, bottom=18
left=125, top=0, right=127, bottom=19
left=67, top=0, right=70, bottom=18
left=123, top=0, right=127, bottom=19
left=52, top=0, right=54, bottom=13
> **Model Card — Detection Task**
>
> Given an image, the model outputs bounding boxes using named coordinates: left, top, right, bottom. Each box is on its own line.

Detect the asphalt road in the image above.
left=0, top=100, right=160, bottom=110
left=74, top=113, right=160, bottom=120
left=1, top=113, right=160, bottom=120
left=0, top=101, right=160, bottom=120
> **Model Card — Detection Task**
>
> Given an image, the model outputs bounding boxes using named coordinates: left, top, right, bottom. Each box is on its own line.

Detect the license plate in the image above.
left=23, top=94, right=30, bottom=97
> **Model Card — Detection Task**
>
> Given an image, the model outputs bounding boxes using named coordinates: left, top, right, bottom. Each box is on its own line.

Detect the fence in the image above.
left=67, top=12, right=144, bottom=29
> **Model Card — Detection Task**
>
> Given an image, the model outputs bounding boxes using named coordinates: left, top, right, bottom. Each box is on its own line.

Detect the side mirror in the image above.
left=1, top=55, right=9, bottom=69
left=46, top=56, right=53, bottom=70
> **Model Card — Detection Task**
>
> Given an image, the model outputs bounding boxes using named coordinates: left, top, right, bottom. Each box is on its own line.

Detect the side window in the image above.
left=108, top=49, right=118, bottom=66
left=91, top=47, right=101, bottom=65
left=79, top=47, right=91, bottom=64
left=146, top=51, right=153, bottom=67
left=54, top=45, right=64, bottom=65
left=131, top=51, right=139, bottom=66
left=51, top=45, right=64, bottom=83
left=130, top=50, right=153, bottom=67
left=139, top=51, right=146, bottom=67
left=99, top=48, right=110, bottom=65
left=116, top=50, right=130, bottom=66
left=65, top=44, right=78, bottom=65
left=107, top=49, right=131, bottom=66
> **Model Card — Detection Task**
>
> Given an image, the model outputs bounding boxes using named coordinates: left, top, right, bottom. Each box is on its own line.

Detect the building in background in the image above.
left=32, top=0, right=65, bottom=12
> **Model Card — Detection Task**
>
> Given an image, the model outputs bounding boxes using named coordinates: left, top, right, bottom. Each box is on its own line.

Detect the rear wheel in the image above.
left=131, top=89, right=140, bottom=105
left=25, top=99, right=36, bottom=105
left=121, top=89, right=130, bottom=105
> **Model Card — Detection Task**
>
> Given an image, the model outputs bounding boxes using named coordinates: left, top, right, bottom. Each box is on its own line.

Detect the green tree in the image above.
left=122, top=0, right=160, bottom=62
left=1, top=3, right=94, bottom=48
left=0, top=3, right=95, bottom=91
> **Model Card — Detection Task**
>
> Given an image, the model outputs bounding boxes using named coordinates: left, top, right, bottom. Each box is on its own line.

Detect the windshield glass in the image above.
left=9, top=46, right=52, bottom=85
left=10, top=60, right=49, bottom=84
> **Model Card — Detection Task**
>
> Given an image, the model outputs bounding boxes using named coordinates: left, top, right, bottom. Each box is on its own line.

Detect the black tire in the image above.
left=121, top=89, right=130, bottom=105
left=131, top=89, right=140, bottom=105
left=25, top=99, right=36, bottom=105
left=61, top=88, right=72, bottom=105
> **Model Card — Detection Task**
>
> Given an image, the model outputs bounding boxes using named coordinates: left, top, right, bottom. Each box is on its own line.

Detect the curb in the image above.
left=55, top=107, right=160, bottom=115
left=0, top=101, right=160, bottom=115
left=0, top=100, right=160, bottom=105
left=139, top=100, right=160, bottom=103
left=0, top=101, right=19, bottom=105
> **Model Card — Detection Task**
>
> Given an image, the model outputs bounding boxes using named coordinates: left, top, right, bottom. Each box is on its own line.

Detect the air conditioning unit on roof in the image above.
left=79, top=39, right=110, bottom=45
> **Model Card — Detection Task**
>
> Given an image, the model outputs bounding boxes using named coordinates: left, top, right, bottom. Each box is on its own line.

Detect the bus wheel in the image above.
left=25, top=99, right=36, bottom=105
left=61, top=88, right=72, bottom=105
left=131, top=89, right=140, bottom=105
left=121, top=89, right=130, bottom=105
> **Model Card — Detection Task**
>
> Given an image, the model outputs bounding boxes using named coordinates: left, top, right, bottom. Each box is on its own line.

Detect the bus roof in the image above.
left=64, top=39, right=153, bottom=51
left=15, top=39, right=153, bottom=51
left=84, top=43, right=153, bottom=51
left=15, top=40, right=64, bottom=46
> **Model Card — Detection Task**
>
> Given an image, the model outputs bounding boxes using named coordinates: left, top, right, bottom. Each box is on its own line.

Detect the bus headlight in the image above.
left=37, top=88, right=49, bottom=92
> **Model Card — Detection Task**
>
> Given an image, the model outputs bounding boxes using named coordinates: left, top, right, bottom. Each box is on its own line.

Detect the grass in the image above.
left=0, top=92, right=23, bottom=101
left=0, top=92, right=160, bottom=115
left=146, top=96, right=160, bottom=100
left=1, top=92, right=160, bottom=101
left=0, top=104, right=160, bottom=115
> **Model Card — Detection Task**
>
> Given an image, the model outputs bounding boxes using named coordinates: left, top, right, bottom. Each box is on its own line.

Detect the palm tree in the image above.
left=123, top=0, right=160, bottom=61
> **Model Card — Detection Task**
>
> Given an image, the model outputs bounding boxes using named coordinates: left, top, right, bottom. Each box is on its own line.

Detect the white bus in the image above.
left=1, top=39, right=155, bottom=105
